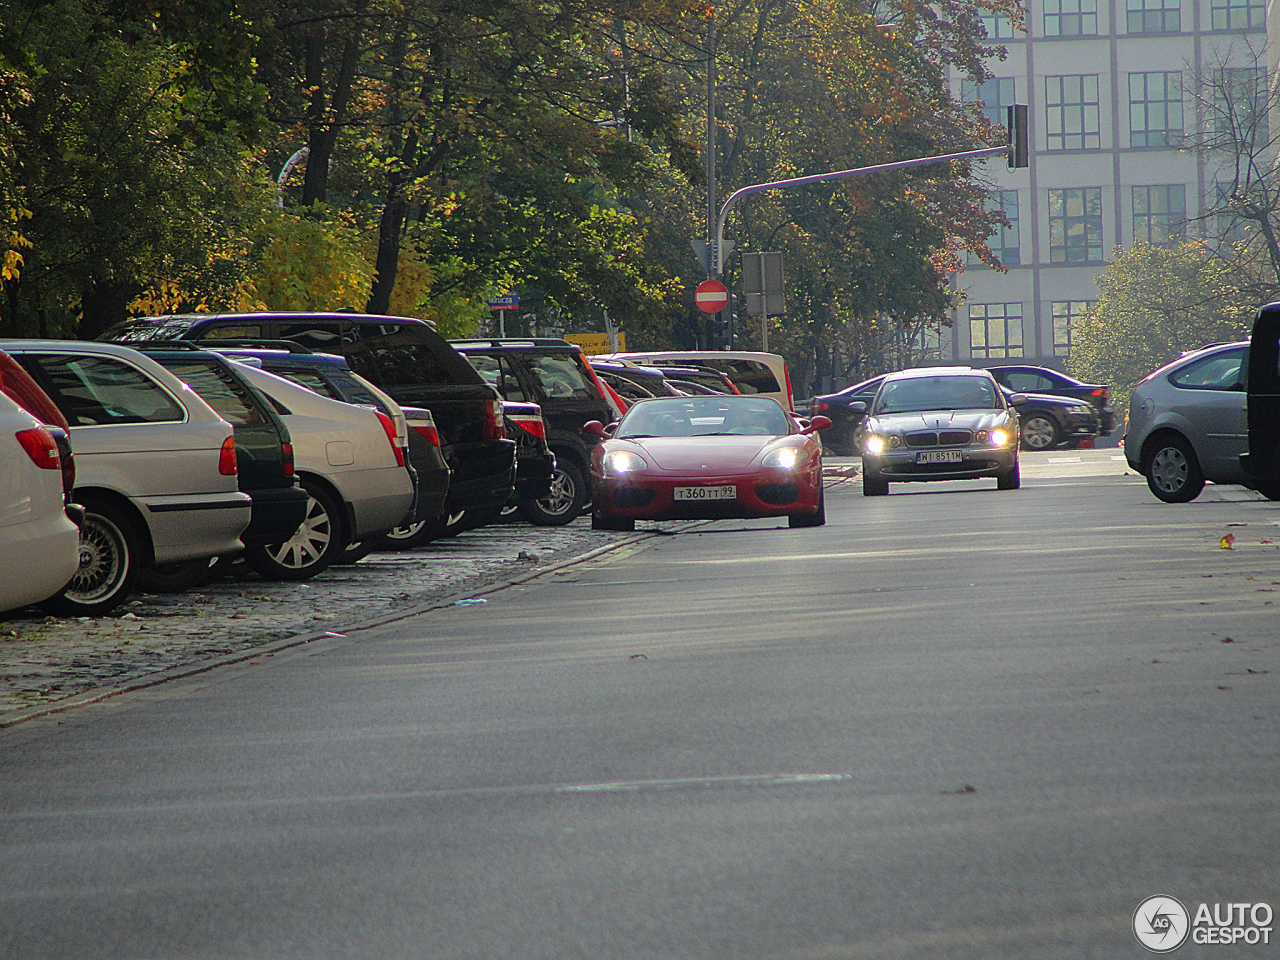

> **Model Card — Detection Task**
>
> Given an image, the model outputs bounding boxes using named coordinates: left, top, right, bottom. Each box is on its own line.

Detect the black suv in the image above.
left=450, top=339, right=616, bottom=523
left=103, top=313, right=516, bottom=529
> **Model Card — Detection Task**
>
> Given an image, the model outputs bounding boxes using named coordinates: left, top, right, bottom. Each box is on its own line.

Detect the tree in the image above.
left=0, top=0, right=271, bottom=336
left=1068, top=241, right=1254, bottom=397
left=1184, top=39, right=1280, bottom=303
left=617, top=0, right=1017, bottom=388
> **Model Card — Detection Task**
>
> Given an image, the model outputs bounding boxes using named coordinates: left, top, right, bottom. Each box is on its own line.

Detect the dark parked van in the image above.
left=104, top=313, right=515, bottom=525
left=1243, top=302, right=1280, bottom=499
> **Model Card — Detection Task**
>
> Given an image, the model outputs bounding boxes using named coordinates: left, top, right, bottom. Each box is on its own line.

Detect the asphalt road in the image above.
left=2, top=450, right=1277, bottom=960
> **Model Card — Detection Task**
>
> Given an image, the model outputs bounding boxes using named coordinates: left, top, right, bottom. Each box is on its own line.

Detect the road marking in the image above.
left=1047, top=456, right=1082, bottom=463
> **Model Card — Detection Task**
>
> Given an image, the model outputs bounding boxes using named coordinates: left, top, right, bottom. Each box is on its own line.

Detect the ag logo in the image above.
left=1134, top=895, right=1191, bottom=952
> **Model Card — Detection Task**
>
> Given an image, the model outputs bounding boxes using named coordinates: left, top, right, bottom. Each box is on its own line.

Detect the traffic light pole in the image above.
left=711, top=144, right=1013, bottom=277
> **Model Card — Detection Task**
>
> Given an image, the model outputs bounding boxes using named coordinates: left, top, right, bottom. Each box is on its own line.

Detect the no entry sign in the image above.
left=695, top=279, right=729, bottom=313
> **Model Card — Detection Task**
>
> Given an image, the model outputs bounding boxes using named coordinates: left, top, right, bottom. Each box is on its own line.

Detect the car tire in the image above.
left=41, top=500, right=141, bottom=617
left=518, top=459, right=586, bottom=526
left=789, top=485, right=826, bottom=527
left=373, top=519, right=438, bottom=551
left=137, top=557, right=220, bottom=594
left=1145, top=435, right=1205, bottom=502
left=997, top=460, right=1021, bottom=490
left=863, top=475, right=889, bottom=497
left=1020, top=414, right=1059, bottom=451
left=243, top=479, right=343, bottom=580
left=591, top=510, right=635, bottom=532
left=332, top=540, right=375, bottom=566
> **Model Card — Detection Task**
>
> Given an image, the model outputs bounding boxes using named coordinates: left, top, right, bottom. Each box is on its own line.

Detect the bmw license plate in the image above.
left=674, top=485, right=737, bottom=501
left=916, top=450, right=963, bottom=464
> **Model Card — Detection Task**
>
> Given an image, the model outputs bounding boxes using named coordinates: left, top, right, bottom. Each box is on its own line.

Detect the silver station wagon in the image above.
left=2, top=340, right=252, bottom=615
left=854, top=367, right=1025, bottom=496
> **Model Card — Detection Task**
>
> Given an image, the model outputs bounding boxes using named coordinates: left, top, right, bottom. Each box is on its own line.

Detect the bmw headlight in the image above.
left=763, top=447, right=800, bottom=470
left=1068, top=404, right=1092, bottom=415
left=603, top=450, right=647, bottom=476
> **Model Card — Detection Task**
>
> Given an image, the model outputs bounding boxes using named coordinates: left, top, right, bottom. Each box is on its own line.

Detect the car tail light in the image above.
left=812, top=400, right=828, bottom=413
left=1092, top=387, right=1109, bottom=403
left=281, top=441, right=295, bottom=476
left=218, top=435, right=238, bottom=476
left=784, top=368, right=794, bottom=411
left=510, top=413, right=546, bottom=440
left=15, top=427, right=61, bottom=471
left=375, top=410, right=407, bottom=467
left=483, top=398, right=506, bottom=441
left=411, top=422, right=441, bottom=447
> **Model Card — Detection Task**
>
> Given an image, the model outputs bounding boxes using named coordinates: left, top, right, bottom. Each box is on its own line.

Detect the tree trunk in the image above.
left=368, top=199, right=407, bottom=315
left=79, top=280, right=135, bottom=339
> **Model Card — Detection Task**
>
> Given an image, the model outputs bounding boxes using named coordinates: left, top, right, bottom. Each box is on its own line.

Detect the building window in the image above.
left=988, top=190, right=1020, bottom=265
left=1214, top=67, right=1268, bottom=145
left=1211, top=0, right=1264, bottom=29
left=1048, top=187, right=1104, bottom=263
left=1133, top=185, right=1187, bottom=246
left=962, top=77, right=1016, bottom=128
left=970, top=304, right=1025, bottom=359
left=980, top=14, right=1019, bottom=38
left=1129, top=72, right=1182, bottom=146
left=1052, top=301, right=1094, bottom=357
left=1046, top=76, right=1101, bottom=150
left=1127, top=0, right=1180, bottom=32
left=1044, top=0, right=1098, bottom=35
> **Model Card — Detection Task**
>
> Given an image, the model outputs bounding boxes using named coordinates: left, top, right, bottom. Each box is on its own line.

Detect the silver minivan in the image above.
left=2, top=340, right=252, bottom=614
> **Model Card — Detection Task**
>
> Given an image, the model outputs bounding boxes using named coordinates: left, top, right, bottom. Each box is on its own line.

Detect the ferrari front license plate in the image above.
left=674, top=485, right=737, bottom=501
left=916, top=450, right=963, bottom=464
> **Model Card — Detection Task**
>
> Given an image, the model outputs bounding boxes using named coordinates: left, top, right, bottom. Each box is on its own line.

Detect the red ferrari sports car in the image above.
left=586, top=395, right=831, bottom=531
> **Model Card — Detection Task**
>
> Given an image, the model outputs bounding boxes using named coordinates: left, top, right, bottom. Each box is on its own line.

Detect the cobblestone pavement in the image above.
left=0, top=517, right=634, bottom=725
left=0, top=467, right=862, bottom=725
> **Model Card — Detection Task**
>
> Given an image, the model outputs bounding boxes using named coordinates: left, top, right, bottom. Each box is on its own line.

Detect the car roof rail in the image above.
left=450, top=338, right=576, bottom=349
left=126, top=339, right=213, bottom=353
left=202, top=338, right=319, bottom=354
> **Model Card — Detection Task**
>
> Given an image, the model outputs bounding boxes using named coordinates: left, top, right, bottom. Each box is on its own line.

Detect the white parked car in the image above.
left=0, top=392, right=81, bottom=613
left=229, top=363, right=415, bottom=578
left=1, top=340, right=252, bottom=615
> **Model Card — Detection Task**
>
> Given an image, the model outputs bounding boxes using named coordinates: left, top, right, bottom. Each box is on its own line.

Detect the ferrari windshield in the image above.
left=616, top=396, right=790, bottom=438
left=874, top=375, right=1000, bottom=414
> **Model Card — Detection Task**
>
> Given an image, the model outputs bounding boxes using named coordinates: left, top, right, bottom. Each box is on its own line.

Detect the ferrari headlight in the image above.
left=603, top=450, right=647, bottom=476
left=763, top=447, right=800, bottom=470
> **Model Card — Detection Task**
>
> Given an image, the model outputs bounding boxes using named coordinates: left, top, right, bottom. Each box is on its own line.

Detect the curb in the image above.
left=0, top=531, right=662, bottom=730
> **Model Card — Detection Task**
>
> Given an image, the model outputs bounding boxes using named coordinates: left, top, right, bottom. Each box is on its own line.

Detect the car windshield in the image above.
left=616, top=397, right=789, bottom=438
left=874, top=375, right=998, bottom=414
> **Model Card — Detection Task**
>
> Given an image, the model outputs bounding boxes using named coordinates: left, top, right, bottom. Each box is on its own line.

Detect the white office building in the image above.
left=943, top=0, right=1267, bottom=369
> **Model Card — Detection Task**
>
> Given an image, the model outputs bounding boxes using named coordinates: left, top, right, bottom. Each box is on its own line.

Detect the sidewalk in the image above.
left=1, top=467, right=860, bottom=727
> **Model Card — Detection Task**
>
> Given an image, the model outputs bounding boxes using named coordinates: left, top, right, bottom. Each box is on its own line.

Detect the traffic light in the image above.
left=1007, top=104, right=1029, bottom=169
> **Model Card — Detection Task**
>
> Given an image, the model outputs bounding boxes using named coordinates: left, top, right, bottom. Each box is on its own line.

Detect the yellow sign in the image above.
left=565, top=332, right=625, bottom=355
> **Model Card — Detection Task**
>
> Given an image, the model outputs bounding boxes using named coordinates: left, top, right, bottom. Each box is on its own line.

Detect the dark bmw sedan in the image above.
left=855, top=367, right=1025, bottom=496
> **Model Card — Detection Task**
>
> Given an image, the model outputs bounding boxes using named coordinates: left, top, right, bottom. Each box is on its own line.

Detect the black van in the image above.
left=1242, top=303, right=1280, bottom=499
left=104, top=313, right=516, bottom=524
